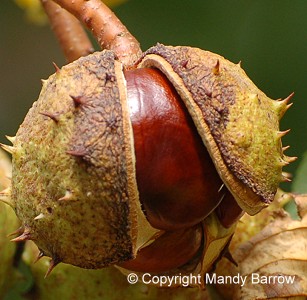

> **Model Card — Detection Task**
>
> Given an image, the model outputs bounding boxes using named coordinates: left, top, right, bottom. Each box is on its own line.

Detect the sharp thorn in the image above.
left=278, top=102, right=293, bottom=119
left=34, top=213, right=45, bottom=220
left=11, top=229, right=31, bottom=242
left=7, top=226, right=24, bottom=238
left=284, top=156, right=297, bottom=163
left=282, top=177, right=292, bottom=183
left=58, top=190, right=74, bottom=201
left=275, top=93, right=294, bottom=119
left=34, top=250, right=45, bottom=264
left=70, top=95, right=87, bottom=107
left=180, top=59, right=189, bottom=68
left=277, top=92, right=294, bottom=104
left=105, top=73, right=115, bottom=82
left=212, top=59, right=220, bottom=75
left=283, top=92, right=295, bottom=103
left=237, top=61, right=242, bottom=67
left=66, top=149, right=87, bottom=157
left=39, top=111, right=60, bottom=123
left=282, top=145, right=290, bottom=152
left=5, top=135, right=16, bottom=144
left=277, top=129, right=291, bottom=139
left=52, top=62, right=61, bottom=73
left=249, top=93, right=258, bottom=102
left=44, top=257, right=60, bottom=278
left=281, top=172, right=292, bottom=182
left=282, top=171, right=292, bottom=177
left=286, top=102, right=293, bottom=110
left=0, top=143, right=16, bottom=154
left=41, top=79, right=48, bottom=85
left=280, top=159, right=289, bottom=166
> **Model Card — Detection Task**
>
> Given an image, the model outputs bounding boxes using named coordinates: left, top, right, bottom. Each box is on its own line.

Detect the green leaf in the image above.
left=4, top=260, right=34, bottom=300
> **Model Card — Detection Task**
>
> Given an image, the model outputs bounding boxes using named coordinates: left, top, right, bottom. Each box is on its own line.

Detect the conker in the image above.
left=125, top=68, right=232, bottom=230
left=119, top=223, right=203, bottom=273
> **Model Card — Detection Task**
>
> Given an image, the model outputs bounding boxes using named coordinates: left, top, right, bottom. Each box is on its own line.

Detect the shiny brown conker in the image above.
left=125, top=68, right=242, bottom=231
left=118, top=223, right=203, bottom=273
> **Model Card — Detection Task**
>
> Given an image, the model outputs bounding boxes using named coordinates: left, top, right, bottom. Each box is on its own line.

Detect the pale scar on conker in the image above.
left=0, top=43, right=295, bottom=284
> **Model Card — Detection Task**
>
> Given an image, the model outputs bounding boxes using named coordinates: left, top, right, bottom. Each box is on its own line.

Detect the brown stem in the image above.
left=41, top=0, right=94, bottom=62
left=52, top=0, right=142, bottom=67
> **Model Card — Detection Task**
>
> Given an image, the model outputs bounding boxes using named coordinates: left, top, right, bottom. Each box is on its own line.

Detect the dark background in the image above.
left=1, top=0, right=306, bottom=191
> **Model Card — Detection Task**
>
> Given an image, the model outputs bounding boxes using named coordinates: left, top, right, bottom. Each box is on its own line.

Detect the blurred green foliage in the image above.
left=13, top=0, right=126, bottom=24
left=292, top=151, right=307, bottom=194
left=0, top=0, right=306, bottom=191
left=14, top=0, right=47, bottom=25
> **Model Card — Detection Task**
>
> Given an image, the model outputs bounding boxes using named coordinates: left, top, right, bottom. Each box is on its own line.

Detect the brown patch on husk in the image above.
left=11, top=50, right=157, bottom=269
left=140, top=44, right=286, bottom=215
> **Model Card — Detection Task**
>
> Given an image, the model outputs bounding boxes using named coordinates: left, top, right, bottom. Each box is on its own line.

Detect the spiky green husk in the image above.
left=9, top=50, right=156, bottom=269
left=141, top=44, right=293, bottom=215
